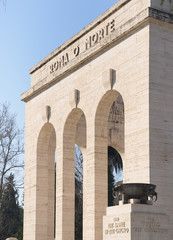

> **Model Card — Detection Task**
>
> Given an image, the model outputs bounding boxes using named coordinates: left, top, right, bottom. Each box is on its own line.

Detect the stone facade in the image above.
left=21, top=0, right=173, bottom=239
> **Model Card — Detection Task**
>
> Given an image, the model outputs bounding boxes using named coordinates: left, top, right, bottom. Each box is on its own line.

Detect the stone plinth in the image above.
left=103, top=204, right=168, bottom=240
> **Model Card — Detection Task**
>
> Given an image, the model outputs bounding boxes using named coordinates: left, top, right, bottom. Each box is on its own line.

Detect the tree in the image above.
left=108, top=146, right=123, bottom=174
left=75, top=145, right=83, bottom=240
left=75, top=145, right=83, bottom=188
left=74, top=145, right=123, bottom=239
left=108, top=146, right=123, bottom=206
left=108, top=164, right=115, bottom=206
left=75, top=178, right=83, bottom=240
left=0, top=173, right=23, bottom=240
left=161, top=0, right=172, bottom=5
left=0, top=103, right=24, bottom=203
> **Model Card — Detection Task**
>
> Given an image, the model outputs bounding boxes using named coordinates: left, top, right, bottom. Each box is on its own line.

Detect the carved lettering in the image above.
left=133, top=227, right=142, bottom=232
left=108, top=223, right=114, bottom=228
left=62, top=53, right=69, bottom=65
left=108, top=229, right=115, bottom=234
left=105, top=219, right=129, bottom=236
left=85, top=18, right=116, bottom=50
left=50, top=53, right=69, bottom=74
left=110, top=19, right=115, bottom=32
left=105, top=23, right=110, bottom=36
left=132, top=217, right=168, bottom=234
left=74, top=46, right=80, bottom=56
left=92, top=33, right=99, bottom=44
left=105, top=216, right=168, bottom=237
left=116, top=228, right=129, bottom=233
left=141, top=217, right=168, bottom=234
left=85, top=36, right=92, bottom=50
left=50, top=18, right=116, bottom=74
left=115, top=222, right=125, bottom=228
left=50, top=64, right=54, bottom=74
left=99, top=28, right=104, bottom=40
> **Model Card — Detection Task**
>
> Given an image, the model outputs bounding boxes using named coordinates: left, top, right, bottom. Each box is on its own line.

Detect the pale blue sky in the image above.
left=0, top=0, right=118, bottom=127
left=1, top=0, right=120, bottom=204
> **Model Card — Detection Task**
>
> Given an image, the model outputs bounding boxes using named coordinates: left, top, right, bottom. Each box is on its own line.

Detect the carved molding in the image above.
left=46, top=105, right=51, bottom=122
left=102, top=69, right=116, bottom=91
left=69, top=89, right=80, bottom=108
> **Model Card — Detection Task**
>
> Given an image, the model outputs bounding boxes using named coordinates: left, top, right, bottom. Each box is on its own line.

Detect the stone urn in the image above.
left=113, top=183, right=158, bottom=204
left=6, top=238, right=18, bottom=240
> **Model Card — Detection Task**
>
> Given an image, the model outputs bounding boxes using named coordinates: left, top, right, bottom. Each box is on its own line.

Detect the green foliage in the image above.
left=75, top=179, right=83, bottom=240
left=75, top=146, right=83, bottom=240
left=108, top=165, right=115, bottom=207
left=0, top=174, right=23, bottom=240
left=161, top=0, right=172, bottom=5
left=108, top=146, right=123, bottom=206
left=0, top=103, right=24, bottom=205
left=14, top=207, right=23, bottom=240
left=74, top=146, right=123, bottom=238
left=108, top=146, right=123, bottom=173
left=160, top=0, right=173, bottom=15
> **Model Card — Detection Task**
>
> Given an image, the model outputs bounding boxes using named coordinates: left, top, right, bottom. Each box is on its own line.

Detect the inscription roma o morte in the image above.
left=50, top=19, right=115, bottom=74
left=85, top=19, right=115, bottom=50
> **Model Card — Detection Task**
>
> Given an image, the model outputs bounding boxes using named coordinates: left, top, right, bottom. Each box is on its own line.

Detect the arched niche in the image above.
left=63, top=108, right=86, bottom=240
left=36, top=123, right=56, bottom=240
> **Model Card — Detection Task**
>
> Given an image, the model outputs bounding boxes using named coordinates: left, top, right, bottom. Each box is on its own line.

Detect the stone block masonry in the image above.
left=21, top=0, right=173, bottom=239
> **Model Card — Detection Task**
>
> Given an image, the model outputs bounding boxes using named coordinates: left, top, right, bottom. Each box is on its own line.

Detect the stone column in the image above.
left=56, top=109, right=83, bottom=240
left=83, top=118, right=107, bottom=240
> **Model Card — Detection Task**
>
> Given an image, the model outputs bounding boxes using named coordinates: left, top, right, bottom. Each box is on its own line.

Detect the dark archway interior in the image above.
left=108, top=146, right=123, bottom=206
left=74, top=145, right=123, bottom=240
left=75, top=145, right=83, bottom=240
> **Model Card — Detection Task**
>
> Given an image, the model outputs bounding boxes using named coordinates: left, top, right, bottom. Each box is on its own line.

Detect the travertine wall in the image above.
left=21, top=0, right=173, bottom=240
left=149, top=19, right=173, bottom=240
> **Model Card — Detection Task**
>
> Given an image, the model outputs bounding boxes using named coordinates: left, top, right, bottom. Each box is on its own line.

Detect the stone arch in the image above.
left=94, top=90, right=125, bottom=238
left=108, top=95, right=124, bottom=157
left=62, top=108, right=86, bottom=240
left=76, top=114, right=87, bottom=149
left=36, top=123, right=56, bottom=240
left=95, top=90, right=125, bottom=168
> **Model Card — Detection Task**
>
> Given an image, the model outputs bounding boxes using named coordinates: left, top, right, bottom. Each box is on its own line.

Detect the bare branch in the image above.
left=0, top=103, right=24, bottom=202
left=4, top=165, right=24, bottom=175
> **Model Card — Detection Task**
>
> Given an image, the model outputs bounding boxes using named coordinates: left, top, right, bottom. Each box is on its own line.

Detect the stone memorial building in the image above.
left=21, top=0, right=173, bottom=239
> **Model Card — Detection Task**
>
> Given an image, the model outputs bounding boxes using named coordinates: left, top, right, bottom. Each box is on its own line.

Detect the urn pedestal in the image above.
left=103, top=204, right=168, bottom=240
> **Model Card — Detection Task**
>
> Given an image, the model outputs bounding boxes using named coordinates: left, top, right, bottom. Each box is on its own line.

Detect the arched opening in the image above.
left=94, top=90, right=125, bottom=239
left=108, top=95, right=124, bottom=206
left=75, top=144, right=83, bottom=240
left=36, top=123, right=56, bottom=240
left=54, top=151, right=56, bottom=238
left=63, top=109, right=86, bottom=240
left=108, top=146, right=123, bottom=206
